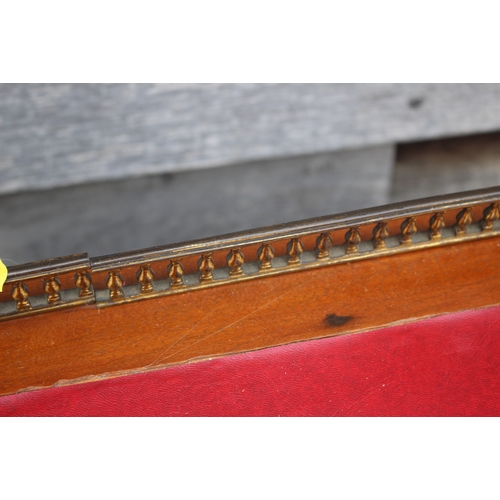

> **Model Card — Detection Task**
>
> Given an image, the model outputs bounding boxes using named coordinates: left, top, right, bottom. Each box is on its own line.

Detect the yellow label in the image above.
left=0, top=259, right=7, bottom=292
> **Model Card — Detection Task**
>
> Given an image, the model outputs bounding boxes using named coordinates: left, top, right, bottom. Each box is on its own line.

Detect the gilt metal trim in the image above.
left=2, top=187, right=500, bottom=320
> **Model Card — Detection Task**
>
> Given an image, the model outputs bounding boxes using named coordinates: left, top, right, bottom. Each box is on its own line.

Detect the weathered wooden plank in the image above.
left=0, top=145, right=394, bottom=264
left=391, top=131, right=500, bottom=202
left=2, top=83, right=500, bottom=194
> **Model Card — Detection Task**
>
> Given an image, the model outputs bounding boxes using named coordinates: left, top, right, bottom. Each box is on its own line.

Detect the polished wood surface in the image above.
left=1, top=236, right=499, bottom=396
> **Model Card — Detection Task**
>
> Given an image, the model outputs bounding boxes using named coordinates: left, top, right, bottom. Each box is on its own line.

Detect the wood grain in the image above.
left=1, top=236, right=500, bottom=396
left=3, top=84, right=500, bottom=194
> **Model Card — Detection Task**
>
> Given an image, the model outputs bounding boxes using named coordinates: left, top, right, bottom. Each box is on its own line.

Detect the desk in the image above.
left=1, top=187, right=500, bottom=415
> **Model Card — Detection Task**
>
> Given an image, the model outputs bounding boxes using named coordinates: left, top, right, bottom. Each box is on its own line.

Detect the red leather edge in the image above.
left=2, top=305, right=500, bottom=416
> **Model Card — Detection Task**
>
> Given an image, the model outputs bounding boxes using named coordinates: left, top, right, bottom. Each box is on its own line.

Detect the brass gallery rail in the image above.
left=1, top=186, right=500, bottom=321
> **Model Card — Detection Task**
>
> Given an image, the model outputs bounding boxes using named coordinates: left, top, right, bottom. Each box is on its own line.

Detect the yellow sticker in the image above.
left=0, top=259, right=7, bottom=292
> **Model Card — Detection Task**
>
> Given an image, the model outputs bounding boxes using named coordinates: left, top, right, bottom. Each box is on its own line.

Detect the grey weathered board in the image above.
left=2, top=83, right=500, bottom=194
left=392, top=132, right=500, bottom=201
left=0, top=145, right=394, bottom=264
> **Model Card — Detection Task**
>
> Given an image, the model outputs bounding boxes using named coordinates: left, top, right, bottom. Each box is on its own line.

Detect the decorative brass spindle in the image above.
left=481, top=202, right=500, bottom=231
left=227, top=249, right=245, bottom=276
left=345, top=228, right=362, bottom=254
left=75, top=270, right=93, bottom=298
left=454, top=207, right=473, bottom=235
left=372, top=222, right=389, bottom=250
left=315, top=233, right=332, bottom=260
left=43, top=276, right=61, bottom=305
left=11, top=282, right=31, bottom=311
left=258, top=244, right=275, bottom=270
left=429, top=212, right=446, bottom=240
left=168, top=260, right=185, bottom=288
left=287, top=238, right=304, bottom=265
left=400, top=217, right=417, bottom=245
left=106, top=270, right=125, bottom=300
left=198, top=253, right=215, bottom=283
left=137, top=265, right=155, bottom=293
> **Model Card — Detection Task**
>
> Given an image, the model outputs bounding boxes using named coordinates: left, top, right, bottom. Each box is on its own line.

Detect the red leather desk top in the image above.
left=2, top=305, right=500, bottom=416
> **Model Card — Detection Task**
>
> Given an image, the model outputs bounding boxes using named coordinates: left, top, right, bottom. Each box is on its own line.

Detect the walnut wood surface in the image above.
left=1, top=236, right=499, bottom=396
